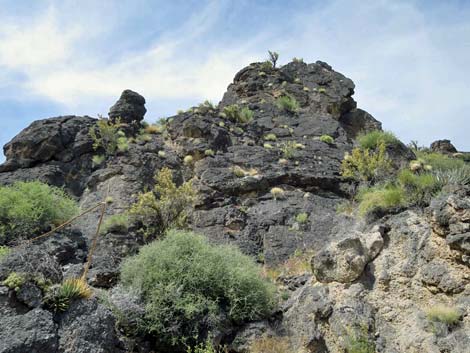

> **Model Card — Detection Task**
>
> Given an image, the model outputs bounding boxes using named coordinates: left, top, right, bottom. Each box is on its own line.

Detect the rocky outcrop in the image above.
left=0, top=59, right=467, bottom=353
left=431, top=139, right=458, bottom=154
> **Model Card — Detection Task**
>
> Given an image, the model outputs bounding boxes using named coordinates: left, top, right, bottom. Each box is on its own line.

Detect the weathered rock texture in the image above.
left=0, top=60, right=468, bottom=353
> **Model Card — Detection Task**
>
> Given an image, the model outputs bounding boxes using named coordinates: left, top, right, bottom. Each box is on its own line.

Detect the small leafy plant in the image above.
left=2, top=272, right=26, bottom=291
left=426, top=305, right=461, bottom=325
left=89, top=117, right=128, bottom=157
left=320, top=134, right=334, bottom=144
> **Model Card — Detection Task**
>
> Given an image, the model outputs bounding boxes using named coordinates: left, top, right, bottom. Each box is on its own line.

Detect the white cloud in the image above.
left=0, top=0, right=469, bottom=150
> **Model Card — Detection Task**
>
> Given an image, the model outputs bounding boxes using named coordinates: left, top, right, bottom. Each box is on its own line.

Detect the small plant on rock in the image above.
left=357, top=130, right=399, bottom=150
left=320, top=134, right=334, bottom=144
left=356, top=184, right=406, bottom=216
left=270, top=187, right=285, bottom=200
left=100, top=213, right=130, bottom=235
left=295, top=212, right=309, bottom=224
left=264, top=133, right=277, bottom=141
left=276, top=95, right=299, bottom=113
left=0, top=245, right=10, bottom=261
left=222, top=104, right=254, bottom=124
left=268, top=50, right=279, bottom=68
left=2, top=272, right=25, bottom=291
left=44, top=277, right=92, bottom=312
left=426, top=304, right=461, bottom=326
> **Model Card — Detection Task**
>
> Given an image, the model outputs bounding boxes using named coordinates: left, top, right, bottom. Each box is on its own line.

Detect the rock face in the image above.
left=108, top=90, right=147, bottom=133
left=431, top=139, right=458, bottom=154
left=0, top=59, right=468, bottom=353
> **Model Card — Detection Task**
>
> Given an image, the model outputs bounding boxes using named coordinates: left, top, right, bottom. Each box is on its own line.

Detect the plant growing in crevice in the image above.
left=276, top=95, right=299, bottom=113
left=320, top=134, right=334, bottom=144
left=221, top=104, right=254, bottom=124
left=89, top=117, right=128, bottom=157
left=44, top=277, right=92, bottom=312
left=129, top=167, right=196, bottom=237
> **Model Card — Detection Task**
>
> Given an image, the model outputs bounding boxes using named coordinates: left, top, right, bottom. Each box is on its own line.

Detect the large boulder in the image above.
left=430, top=139, right=458, bottom=154
left=108, top=90, right=146, bottom=133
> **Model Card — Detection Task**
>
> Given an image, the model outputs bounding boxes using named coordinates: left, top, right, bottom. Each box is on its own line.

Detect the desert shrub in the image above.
left=92, top=154, right=106, bottom=167
left=264, top=133, right=277, bottom=141
left=356, top=184, right=406, bottom=216
left=398, top=170, right=441, bottom=206
left=426, top=305, right=460, bottom=325
left=197, top=100, right=216, bottom=114
left=129, top=168, right=195, bottom=237
left=295, top=212, right=309, bottom=224
left=280, top=141, right=298, bottom=159
left=415, top=151, right=465, bottom=171
left=345, top=332, right=375, bottom=353
left=101, top=213, right=130, bottom=235
left=2, top=272, right=26, bottom=291
left=341, top=141, right=392, bottom=182
left=270, top=187, right=285, bottom=200
left=249, top=336, right=291, bottom=353
left=260, top=61, right=273, bottom=72
left=145, top=124, right=163, bottom=134
left=120, top=230, right=276, bottom=349
left=357, top=130, right=399, bottom=149
left=0, top=181, right=78, bottom=243
left=264, top=249, right=313, bottom=282
left=184, top=155, right=194, bottom=165
left=0, top=245, right=9, bottom=261
left=222, top=105, right=254, bottom=124
left=276, top=95, right=299, bottom=113
left=320, top=134, right=334, bottom=144
left=44, top=277, right=92, bottom=312
left=89, top=118, right=128, bottom=157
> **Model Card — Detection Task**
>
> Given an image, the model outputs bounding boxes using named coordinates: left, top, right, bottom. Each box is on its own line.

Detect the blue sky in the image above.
left=1, top=0, right=469, bottom=162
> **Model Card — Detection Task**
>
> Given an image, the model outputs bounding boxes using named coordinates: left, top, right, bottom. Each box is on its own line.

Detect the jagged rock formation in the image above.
left=431, top=139, right=458, bottom=154
left=0, top=59, right=468, bottom=353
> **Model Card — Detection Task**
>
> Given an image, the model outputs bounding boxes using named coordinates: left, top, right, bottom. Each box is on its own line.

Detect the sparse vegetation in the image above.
left=280, top=141, right=300, bottom=159
left=276, top=95, right=299, bottom=113
left=250, top=336, right=291, bottom=353
left=222, top=105, right=254, bottom=124
left=92, top=154, right=106, bottom=167
left=0, top=181, right=78, bottom=243
left=320, top=134, right=334, bottom=144
left=398, top=169, right=441, bottom=206
left=232, top=166, right=258, bottom=178
left=341, top=141, right=393, bottom=182
left=120, top=230, right=276, bottom=349
left=270, top=187, right=285, bottom=200
left=145, top=124, right=163, bottom=134
left=2, top=272, right=25, bottom=291
left=129, top=167, right=196, bottom=237
left=100, top=213, right=130, bottom=234
left=356, top=184, right=406, bottom=216
left=0, top=245, right=9, bottom=260
left=204, top=149, right=215, bottom=157
left=89, top=117, right=128, bottom=157
left=264, top=133, right=277, bottom=141
left=426, top=305, right=461, bottom=325
left=295, top=212, right=309, bottom=224
left=184, top=155, right=194, bottom=165
left=44, top=278, right=92, bottom=312
left=415, top=151, right=465, bottom=172
left=357, top=130, right=399, bottom=150
left=345, top=331, right=375, bottom=353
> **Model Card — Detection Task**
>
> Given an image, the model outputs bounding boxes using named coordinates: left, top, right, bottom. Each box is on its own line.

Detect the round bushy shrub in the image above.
left=120, top=230, right=277, bottom=349
left=0, top=181, right=78, bottom=244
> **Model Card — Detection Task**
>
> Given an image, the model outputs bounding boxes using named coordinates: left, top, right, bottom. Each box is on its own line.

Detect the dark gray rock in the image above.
left=431, top=139, right=458, bottom=154
left=420, top=261, right=464, bottom=294
left=16, top=282, right=43, bottom=308
left=0, top=308, right=58, bottom=353
left=58, top=298, right=121, bottom=353
left=108, top=90, right=146, bottom=132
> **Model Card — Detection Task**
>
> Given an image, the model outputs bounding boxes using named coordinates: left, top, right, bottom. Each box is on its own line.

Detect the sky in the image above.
left=0, top=0, right=469, bottom=162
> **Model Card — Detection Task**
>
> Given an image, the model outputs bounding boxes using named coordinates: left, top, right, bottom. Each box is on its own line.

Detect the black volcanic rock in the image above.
left=431, top=139, right=458, bottom=154
left=108, top=89, right=146, bottom=133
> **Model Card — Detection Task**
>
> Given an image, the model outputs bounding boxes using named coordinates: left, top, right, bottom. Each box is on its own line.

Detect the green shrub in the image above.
left=356, top=184, right=406, bottom=216
left=426, top=305, right=461, bottom=325
left=320, top=134, right=334, bottom=144
left=92, top=154, right=106, bottom=167
left=120, top=230, right=276, bottom=349
left=415, top=151, right=465, bottom=171
left=89, top=118, right=128, bottom=157
left=341, top=141, right=393, bottom=182
left=0, top=245, right=9, bottom=261
left=129, top=168, right=195, bottom=237
left=398, top=170, right=441, bottom=206
left=264, top=133, right=277, bottom=141
left=2, top=272, right=26, bottom=291
left=222, top=105, right=254, bottom=124
left=101, top=213, right=130, bottom=234
left=357, top=130, right=399, bottom=150
left=276, top=95, right=299, bottom=113
left=295, top=212, right=309, bottom=224
left=268, top=50, right=279, bottom=68
left=345, top=332, right=375, bottom=353
left=0, top=181, right=78, bottom=243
